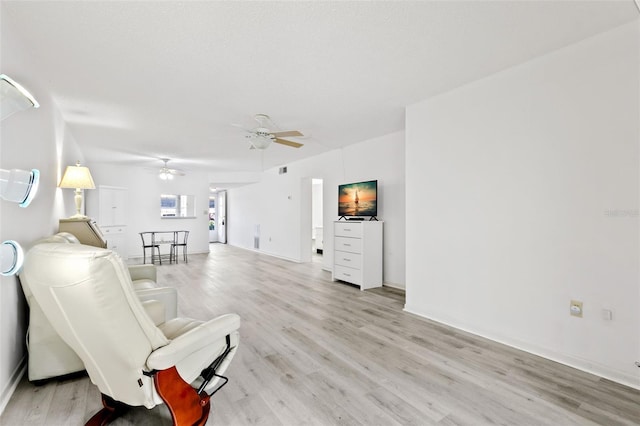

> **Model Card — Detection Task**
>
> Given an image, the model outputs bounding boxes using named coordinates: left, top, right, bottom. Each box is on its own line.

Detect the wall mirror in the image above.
left=160, top=194, right=196, bottom=218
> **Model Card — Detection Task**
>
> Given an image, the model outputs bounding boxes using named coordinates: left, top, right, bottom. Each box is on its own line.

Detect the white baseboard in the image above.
left=382, top=282, right=406, bottom=291
left=0, top=357, right=26, bottom=416
left=227, top=243, right=303, bottom=263
left=403, top=305, right=640, bottom=391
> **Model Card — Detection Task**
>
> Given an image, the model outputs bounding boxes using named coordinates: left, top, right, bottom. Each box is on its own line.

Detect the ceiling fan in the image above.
left=158, top=158, right=185, bottom=180
left=238, top=114, right=304, bottom=150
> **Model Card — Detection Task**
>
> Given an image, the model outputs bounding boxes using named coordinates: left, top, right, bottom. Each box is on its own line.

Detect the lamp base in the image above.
left=67, top=213, right=90, bottom=220
left=72, top=189, right=86, bottom=219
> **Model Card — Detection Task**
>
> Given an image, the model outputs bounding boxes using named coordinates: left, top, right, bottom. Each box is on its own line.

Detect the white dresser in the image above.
left=100, top=225, right=126, bottom=258
left=332, top=220, right=383, bottom=290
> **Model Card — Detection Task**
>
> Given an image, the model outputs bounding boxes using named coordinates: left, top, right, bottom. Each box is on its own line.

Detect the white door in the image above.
left=218, top=191, right=227, bottom=244
left=99, top=186, right=127, bottom=226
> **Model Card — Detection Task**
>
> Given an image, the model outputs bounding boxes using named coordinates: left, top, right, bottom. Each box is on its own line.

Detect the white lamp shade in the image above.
left=59, top=163, right=96, bottom=190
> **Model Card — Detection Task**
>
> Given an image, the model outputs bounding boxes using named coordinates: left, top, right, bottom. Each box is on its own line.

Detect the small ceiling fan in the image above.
left=237, top=114, right=304, bottom=150
left=158, top=158, right=185, bottom=180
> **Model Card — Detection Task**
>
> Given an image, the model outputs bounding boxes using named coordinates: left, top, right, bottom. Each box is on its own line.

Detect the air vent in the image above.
left=279, top=166, right=288, bottom=175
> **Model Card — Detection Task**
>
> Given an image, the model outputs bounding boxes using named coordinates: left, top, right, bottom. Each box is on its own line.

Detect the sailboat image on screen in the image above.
left=338, top=180, right=377, bottom=220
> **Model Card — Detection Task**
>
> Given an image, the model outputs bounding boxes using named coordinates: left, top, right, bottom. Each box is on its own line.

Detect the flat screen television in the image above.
left=338, top=180, right=377, bottom=218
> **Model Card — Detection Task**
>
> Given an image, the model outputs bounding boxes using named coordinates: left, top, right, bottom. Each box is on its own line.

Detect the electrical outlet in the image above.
left=570, top=300, right=583, bottom=317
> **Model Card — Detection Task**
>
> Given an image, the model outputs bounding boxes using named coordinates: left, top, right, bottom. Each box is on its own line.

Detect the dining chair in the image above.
left=139, top=232, right=161, bottom=265
left=171, top=231, right=189, bottom=263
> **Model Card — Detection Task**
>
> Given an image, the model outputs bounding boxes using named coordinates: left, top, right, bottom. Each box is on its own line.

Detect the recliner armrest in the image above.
left=135, top=287, right=178, bottom=321
left=146, top=314, right=240, bottom=370
left=141, top=300, right=166, bottom=326
left=128, top=264, right=157, bottom=282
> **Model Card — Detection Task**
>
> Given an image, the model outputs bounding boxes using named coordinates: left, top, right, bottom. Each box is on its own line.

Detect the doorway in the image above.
left=209, top=190, right=227, bottom=244
left=209, top=194, right=217, bottom=243
left=311, top=178, right=323, bottom=262
left=218, top=190, right=227, bottom=244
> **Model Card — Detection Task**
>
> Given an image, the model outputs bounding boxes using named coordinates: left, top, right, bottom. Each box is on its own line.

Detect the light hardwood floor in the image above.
left=2, top=243, right=639, bottom=425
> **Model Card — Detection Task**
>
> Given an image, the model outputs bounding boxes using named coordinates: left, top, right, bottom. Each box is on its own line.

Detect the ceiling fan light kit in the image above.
left=241, top=114, right=305, bottom=150
left=159, top=171, right=174, bottom=180
left=158, top=158, right=184, bottom=180
left=246, top=134, right=273, bottom=150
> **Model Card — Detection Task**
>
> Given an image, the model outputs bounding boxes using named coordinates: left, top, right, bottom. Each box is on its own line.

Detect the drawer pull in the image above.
left=343, top=243, right=351, bottom=247
left=343, top=273, right=351, bottom=277
left=343, top=258, right=350, bottom=262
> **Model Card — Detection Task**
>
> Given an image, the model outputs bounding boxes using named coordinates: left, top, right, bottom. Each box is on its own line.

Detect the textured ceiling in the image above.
left=2, top=1, right=638, bottom=178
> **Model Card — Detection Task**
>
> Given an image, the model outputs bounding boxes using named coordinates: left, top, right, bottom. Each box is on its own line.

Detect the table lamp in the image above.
left=59, top=161, right=96, bottom=219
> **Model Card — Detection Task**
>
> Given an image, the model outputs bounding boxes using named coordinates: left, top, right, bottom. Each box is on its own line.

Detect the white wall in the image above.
left=0, top=16, right=85, bottom=412
left=406, top=22, right=639, bottom=388
left=227, top=131, right=406, bottom=287
left=85, top=164, right=211, bottom=260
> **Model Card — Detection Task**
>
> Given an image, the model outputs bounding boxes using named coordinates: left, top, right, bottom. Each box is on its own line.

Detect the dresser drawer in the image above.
left=333, top=265, right=363, bottom=285
left=102, top=226, right=125, bottom=235
left=334, top=251, right=362, bottom=269
left=334, top=236, right=362, bottom=254
left=334, top=222, right=362, bottom=238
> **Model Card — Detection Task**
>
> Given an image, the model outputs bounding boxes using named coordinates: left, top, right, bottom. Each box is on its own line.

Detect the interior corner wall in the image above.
left=0, top=13, right=86, bottom=412
left=405, top=21, right=640, bottom=388
left=227, top=131, right=406, bottom=287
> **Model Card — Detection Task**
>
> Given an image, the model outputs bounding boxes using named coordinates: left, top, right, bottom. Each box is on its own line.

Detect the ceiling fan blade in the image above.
left=272, top=130, right=303, bottom=138
left=158, top=158, right=186, bottom=177
left=231, top=123, right=251, bottom=131
left=274, top=138, right=303, bottom=148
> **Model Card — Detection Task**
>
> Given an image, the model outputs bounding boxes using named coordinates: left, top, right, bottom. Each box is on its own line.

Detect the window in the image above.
left=160, top=194, right=196, bottom=218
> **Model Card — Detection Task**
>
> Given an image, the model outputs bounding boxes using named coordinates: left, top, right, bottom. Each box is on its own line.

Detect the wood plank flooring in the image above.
left=2, top=243, right=639, bottom=425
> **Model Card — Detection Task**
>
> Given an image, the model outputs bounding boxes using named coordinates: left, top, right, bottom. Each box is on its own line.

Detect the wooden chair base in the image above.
left=85, top=394, right=129, bottom=426
left=85, top=367, right=210, bottom=426
left=155, top=366, right=210, bottom=426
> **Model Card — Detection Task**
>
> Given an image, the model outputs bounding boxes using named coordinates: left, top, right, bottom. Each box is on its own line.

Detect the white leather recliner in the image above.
left=19, top=233, right=179, bottom=382
left=22, top=242, right=240, bottom=426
